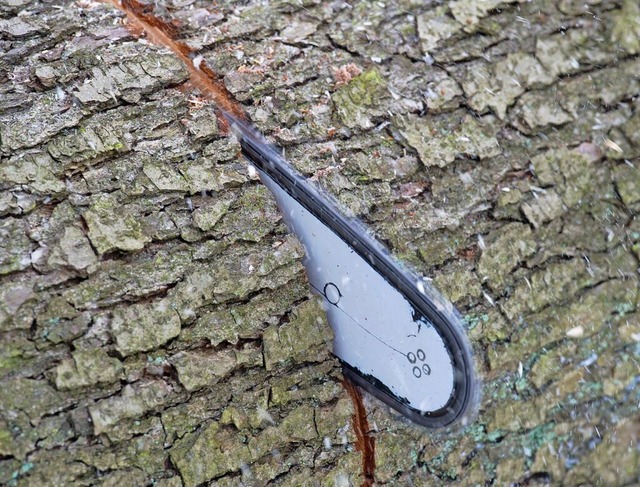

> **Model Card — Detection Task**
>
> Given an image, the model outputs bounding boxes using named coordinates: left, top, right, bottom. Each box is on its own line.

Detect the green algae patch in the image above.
left=89, top=468, right=147, bottom=487
left=561, top=279, right=634, bottom=338
left=219, top=405, right=249, bottom=431
left=178, top=159, right=246, bottom=193
left=162, top=391, right=232, bottom=446
left=72, top=53, right=187, bottom=105
left=0, top=152, right=65, bottom=195
left=36, top=414, right=75, bottom=450
left=564, top=417, right=639, bottom=485
left=495, top=456, right=526, bottom=485
left=0, top=217, right=33, bottom=275
left=397, top=112, right=500, bottom=168
left=10, top=449, right=93, bottom=485
left=486, top=398, right=546, bottom=432
left=178, top=307, right=240, bottom=347
left=611, top=0, right=640, bottom=55
left=35, top=297, right=87, bottom=344
left=46, top=225, right=97, bottom=272
left=281, top=405, right=318, bottom=441
left=500, top=278, right=637, bottom=370
left=271, top=362, right=341, bottom=408
left=119, top=421, right=168, bottom=474
left=450, top=0, right=523, bottom=30
left=84, top=196, right=151, bottom=255
left=73, top=417, right=166, bottom=471
left=536, top=24, right=610, bottom=78
left=531, top=146, right=600, bottom=208
left=623, top=112, right=640, bottom=150
left=88, top=380, right=172, bottom=435
left=247, top=405, right=318, bottom=460
left=170, top=349, right=238, bottom=392
left=512, top=90, right=573, bottom=133
left=477, top=223, right=536, bottom=291
left=111, top=299, right=181, bottom=357
left=617, top=313, right=640, bottom=345
left=0, top=92, right=84, bottom=153
left=416, top=226, right=471, bottom=267
left=320, top=452, right=363, bottom=486
left=461, top=53, right=554, bottom=119
left=468, top=309, right=508, bottom=343
left=47, top=122, right=128, bottom=168
left=192, top=195, right=235, bottom=232
left=54, top=349, right=123, bottom=390
left=214, top=185, right=281, bottom=242
left=332, top=68, right=387, bottom=129
left=314, top=396, right=353, bottom=440
left=530, top=347, right=566, bottom=389
left=433, top=262, right=481, bottom=303
left=143, top=162, right=190, bottom=192
left=375, top=433, right=419, bottom=482
left=0, top=334, right=36, bottom=378
left=603, top=356, right=639, bottom=398
left=614, top=163, right=640, bottom=206
left=417, top=0, right=525, bottom=54
left=263, top=298, right=332, bottom=370
left=62, top=246, right=192, bottom=310
left=416, top=6, right=462, bottom=53
left=503, top=251, right=632, bottom=320
left=223, top=275, right=308, bottom=339
left=170, top=421, right=251, bottom=487
left=173, top=241, right=304, bottom=312
left=0, top=378, right=62, bottom=424
left=520, top=190, right=565, bottom=229
left=0, top=412, right=38, bottom=460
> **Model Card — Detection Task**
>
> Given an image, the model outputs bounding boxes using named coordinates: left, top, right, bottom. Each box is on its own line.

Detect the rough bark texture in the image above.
left=1, top=0, right=639, bottom=485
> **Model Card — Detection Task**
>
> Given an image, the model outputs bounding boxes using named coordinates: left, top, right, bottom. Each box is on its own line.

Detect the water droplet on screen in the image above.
left=334, top=474, right=350, bottom=487
left=240, top=463, right=252, bottom=478
left=323, top=437, right=332, bottom=450
left=271, top=448, right=282, bottom=462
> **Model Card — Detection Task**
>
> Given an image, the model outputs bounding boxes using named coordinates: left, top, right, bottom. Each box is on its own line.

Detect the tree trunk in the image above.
left=1, top=0, right=638, bottom=485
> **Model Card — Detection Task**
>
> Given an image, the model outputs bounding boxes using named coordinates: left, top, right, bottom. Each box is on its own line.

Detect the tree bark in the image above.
left=1, top=0, right=638, bottom=485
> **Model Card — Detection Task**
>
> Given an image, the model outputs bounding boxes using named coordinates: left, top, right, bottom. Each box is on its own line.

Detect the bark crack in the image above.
left=343, top=378, right=375, bottom=487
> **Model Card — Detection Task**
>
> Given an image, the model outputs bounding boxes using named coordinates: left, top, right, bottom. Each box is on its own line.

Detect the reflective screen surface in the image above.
left=258, top=167, right=456, bottom=413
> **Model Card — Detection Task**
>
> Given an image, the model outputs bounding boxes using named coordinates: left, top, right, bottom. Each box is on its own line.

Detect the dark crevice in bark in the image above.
left=106, top=0, right=248, bottom=126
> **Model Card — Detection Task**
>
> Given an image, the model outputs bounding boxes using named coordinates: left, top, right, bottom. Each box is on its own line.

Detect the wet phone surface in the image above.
left=227, top=114, right=479, bottom=428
